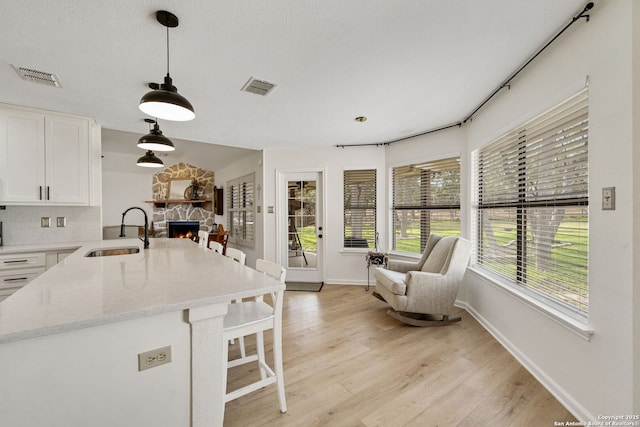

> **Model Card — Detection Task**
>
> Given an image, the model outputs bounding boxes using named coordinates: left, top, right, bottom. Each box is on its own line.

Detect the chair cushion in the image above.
left=373, top=268, right=408, bottom=296
left=421, top=236, right=456, bottom=274
left=416, top=234, right=443, bottom=270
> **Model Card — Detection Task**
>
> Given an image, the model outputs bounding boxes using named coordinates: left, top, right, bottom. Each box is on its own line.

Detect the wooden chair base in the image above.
left=386, top=309, right=461, bottom=327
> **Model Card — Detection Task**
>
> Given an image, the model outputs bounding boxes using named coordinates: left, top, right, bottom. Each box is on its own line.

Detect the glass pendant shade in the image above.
left=137, top=122, right=175, bottom=151
left=137, top=150, right=164, bottom=168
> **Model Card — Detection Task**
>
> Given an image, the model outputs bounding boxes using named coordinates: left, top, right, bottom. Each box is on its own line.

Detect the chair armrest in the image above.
left=404, top=270, right=459, bottom=315
left=387, top=259, right=421, bottom=273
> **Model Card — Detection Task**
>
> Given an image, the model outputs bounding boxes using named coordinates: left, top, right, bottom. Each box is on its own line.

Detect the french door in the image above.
left=279, top=171, right=324, bottom=283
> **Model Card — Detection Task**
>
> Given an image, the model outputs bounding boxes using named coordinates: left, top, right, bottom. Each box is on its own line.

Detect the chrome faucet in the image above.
left=120, top=207, right=149, bottom=249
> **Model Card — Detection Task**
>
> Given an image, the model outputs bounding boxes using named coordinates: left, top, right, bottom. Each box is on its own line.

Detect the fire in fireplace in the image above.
left=168, top=221, right=201, bottom=241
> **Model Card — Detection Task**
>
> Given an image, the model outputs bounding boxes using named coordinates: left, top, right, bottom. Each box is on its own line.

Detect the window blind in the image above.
left=475, top=88, right=589, bottom=316
left=343, top=169, right=377, bottom=249
left=227, top=174, right=255, bottom=245
left=392, top=157, right=460, bottom=254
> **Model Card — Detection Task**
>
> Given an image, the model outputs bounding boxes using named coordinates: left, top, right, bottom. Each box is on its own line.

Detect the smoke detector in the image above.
left=241, top=77, right=276, bottom=96
left=12, top=65, right=61, bottom=88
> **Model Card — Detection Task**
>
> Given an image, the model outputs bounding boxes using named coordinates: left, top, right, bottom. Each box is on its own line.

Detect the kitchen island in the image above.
left=0, top=238, right=284, bottom=426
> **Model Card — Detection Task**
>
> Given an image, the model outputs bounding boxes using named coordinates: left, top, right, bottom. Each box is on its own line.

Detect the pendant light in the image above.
left=137, top=118, right=175, bottom=151
left=137, top=150, right=164, bottom=168
left=139, top=10, right=195, bottom=122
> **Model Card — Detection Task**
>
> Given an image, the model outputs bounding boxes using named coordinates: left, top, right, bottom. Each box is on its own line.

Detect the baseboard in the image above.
left=455, top=300, right=594, bottom=422
left=324, top=279, right=368, bottom=286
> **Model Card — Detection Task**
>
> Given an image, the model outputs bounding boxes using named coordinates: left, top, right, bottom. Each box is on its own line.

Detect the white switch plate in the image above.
left=602, top=187, right=615, bottom=210
left=56, top=217, right=66, bottom=227
left=40, top=217, right=50, bottom=228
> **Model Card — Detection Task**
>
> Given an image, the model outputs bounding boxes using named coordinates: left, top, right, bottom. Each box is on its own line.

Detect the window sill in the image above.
left=340, top=248, right=371, bottom=255
left=466, top=266, right=594, bottom=341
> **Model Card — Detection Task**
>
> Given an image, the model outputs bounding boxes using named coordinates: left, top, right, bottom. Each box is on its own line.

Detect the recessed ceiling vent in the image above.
left=241, top=77, right=276, bottom=96
left=12, top=65, right=61, bottom=88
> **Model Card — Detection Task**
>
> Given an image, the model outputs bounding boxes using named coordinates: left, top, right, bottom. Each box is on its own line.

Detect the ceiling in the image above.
left=1, top=0, right=586, bottom=153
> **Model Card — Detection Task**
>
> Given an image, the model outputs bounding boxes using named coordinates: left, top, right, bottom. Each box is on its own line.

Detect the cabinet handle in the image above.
left=47, top=186, right=50, bottom=200
left=4, top=259, right=28, bottom=264
left=39, top=186, right=43, bottom=200
left=4, top=277, right=28, bottom=282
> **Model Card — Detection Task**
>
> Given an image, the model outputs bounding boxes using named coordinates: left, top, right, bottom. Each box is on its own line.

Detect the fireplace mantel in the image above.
left=146, top=199, right=212, bottom=209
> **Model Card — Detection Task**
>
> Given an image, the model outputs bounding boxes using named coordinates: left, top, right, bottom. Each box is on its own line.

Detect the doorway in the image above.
left=279, top=171, right=324, bottom=283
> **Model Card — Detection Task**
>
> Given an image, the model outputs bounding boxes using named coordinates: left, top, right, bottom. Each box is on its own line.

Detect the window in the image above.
left=227, top=174, right=255, bottom=246
left=392, top=157, right=460, bottom=254
left=343, top=169, right=377, bottom=249
left=474, top=89, right=589, bottom=317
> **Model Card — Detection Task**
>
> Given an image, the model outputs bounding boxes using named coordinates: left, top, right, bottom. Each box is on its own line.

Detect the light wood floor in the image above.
left=224, top=285, right=576, bottom=426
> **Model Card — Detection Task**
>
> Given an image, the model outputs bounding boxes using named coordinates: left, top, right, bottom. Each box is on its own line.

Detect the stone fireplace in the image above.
left=151, top=163, right=216, bottom=238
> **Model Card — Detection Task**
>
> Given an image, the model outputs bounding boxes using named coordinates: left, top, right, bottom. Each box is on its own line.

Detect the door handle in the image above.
left=47, top=186, right=50, bottom=200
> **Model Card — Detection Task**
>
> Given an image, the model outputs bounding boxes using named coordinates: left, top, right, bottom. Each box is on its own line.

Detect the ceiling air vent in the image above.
left=12, top=65, right=61, bottom=88
left=241, top=77, right=276, bottom=96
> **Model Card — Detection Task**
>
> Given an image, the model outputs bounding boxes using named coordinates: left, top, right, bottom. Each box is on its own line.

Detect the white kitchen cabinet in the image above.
left=0, top=104, right=97, bottom=206
left=0, top=252, right=46, bottom=302
left=44, top=249, right=76, bottom=270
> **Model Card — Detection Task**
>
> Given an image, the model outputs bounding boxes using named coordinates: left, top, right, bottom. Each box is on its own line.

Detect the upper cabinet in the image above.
left=0, top=104, right=101, bottom=206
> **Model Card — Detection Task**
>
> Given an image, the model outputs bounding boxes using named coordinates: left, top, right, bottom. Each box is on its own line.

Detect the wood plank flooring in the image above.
left=224, top=285, right=576, bottom=426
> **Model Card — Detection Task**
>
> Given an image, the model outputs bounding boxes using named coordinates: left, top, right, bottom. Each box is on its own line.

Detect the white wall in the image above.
left=634, top=0, right=640, bottom=414
left=262, top=146, right=386, bottom=284
left=381, top=1, right=636, bottom=420
left=102, top=169, right=153, bottom=227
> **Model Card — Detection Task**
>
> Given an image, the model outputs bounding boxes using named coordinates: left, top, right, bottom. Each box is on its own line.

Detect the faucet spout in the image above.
left=120, top=207, right=150, bottom=249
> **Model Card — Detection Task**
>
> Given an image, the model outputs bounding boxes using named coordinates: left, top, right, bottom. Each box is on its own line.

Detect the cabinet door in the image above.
left=0, top=109, right=46, bottom=203
left=45, top=116, right=89, bottom=205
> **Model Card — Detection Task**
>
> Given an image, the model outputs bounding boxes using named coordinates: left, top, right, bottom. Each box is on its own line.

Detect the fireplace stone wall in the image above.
left=151, top=162, right=216, bottom=238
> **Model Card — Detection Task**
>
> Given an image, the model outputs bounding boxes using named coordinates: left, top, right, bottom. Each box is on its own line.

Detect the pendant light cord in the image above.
left=166, top=26, right=170, bottom=75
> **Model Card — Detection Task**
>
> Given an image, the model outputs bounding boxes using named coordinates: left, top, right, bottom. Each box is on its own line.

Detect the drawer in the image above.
left=0, top=252, right=46, bottom=270
left=0, top=267, right=46, bottom=290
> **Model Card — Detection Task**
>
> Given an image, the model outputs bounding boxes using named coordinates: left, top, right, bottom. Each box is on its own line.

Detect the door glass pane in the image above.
left=287, top=180, right=317, bottom=269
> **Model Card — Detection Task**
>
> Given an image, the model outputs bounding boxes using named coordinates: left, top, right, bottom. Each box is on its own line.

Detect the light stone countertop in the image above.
left=0, top=238, right=284, bottom=344
left=0, top=241, right=91, bottom=254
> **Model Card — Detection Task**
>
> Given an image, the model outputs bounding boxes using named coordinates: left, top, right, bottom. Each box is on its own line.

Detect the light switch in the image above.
left=56, top=217, right=67, bottom=227
left=602, top=187, right=615, bottom=210
left=41, top=217, right=50, bottom=228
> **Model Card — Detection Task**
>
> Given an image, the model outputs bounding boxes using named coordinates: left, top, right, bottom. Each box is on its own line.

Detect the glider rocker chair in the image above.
left=373, top=234, right=471, bottom=326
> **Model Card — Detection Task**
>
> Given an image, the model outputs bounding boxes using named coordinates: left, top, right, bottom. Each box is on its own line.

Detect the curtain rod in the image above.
left=336, top=1, right=595, bottom=148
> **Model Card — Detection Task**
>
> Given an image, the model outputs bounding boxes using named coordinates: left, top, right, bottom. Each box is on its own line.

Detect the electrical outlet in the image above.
left=138, top=345, right=172, bottom=371
left=56, top=217, right=66, bottom=227
left=41, top=217, right=50, bottom=228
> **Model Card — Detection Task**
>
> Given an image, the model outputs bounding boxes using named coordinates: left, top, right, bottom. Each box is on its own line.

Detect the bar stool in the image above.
left=225, top=247, right=246, bottom=265
left=197, top=230, right=209, bottom=248
left=209, top=241, right=223, bottom=254
left=222, top=259, right=287, bottom=413
left=225, top=247, right=247, bottom=356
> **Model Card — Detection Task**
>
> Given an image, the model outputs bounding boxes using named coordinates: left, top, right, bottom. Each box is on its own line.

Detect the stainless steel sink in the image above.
left=84, top=247, right=140, bottom=257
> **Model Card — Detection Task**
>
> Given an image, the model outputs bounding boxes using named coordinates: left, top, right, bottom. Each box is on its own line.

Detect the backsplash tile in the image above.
left=0, top=206, right=101, bottom=245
